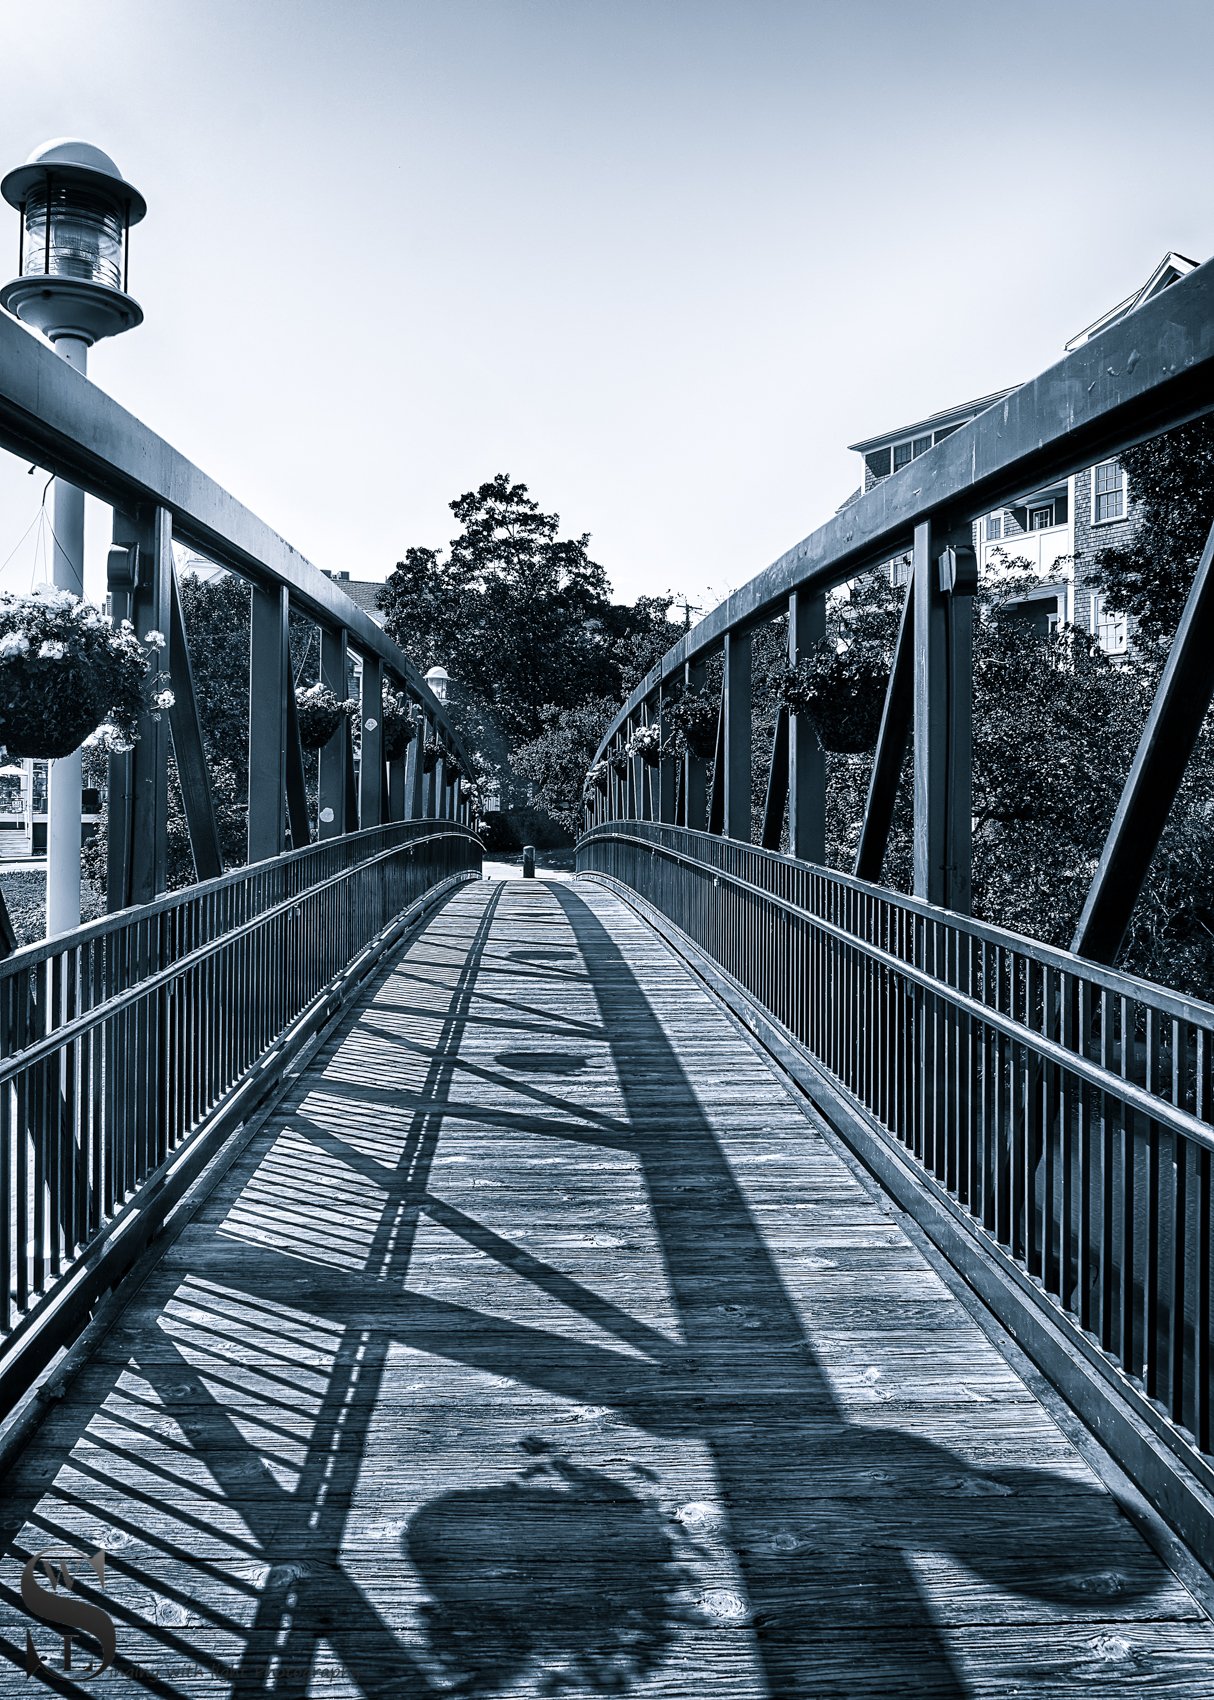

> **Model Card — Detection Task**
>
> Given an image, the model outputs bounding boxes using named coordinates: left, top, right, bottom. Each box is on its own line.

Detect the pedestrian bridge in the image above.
left=1, top=263, right=1214, bottom=1694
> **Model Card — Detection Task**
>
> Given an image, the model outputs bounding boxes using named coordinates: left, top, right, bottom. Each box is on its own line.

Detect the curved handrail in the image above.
left=0, top=310, right=472, bottom=768
left=592, top=257, right=1214, bottom=763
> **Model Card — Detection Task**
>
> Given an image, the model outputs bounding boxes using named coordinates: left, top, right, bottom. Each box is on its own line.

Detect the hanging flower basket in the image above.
left=665, top=688, right=718, bottom=760
left=444, top=754, right=462, bottom=785
left=297, top=682, right=356, bottom=750
left=0, top=587, right=166, bottom=761
left=608, top=749, right=630, bottom=777
left=588, top=760, right=609, bottom=794
left=778, top=647, right=889, bottom=754
left=422, top=740, right=442, bottom=774
left=626, top=723, right=665, bottom=769
left=379, top=686, right=417, bottom=760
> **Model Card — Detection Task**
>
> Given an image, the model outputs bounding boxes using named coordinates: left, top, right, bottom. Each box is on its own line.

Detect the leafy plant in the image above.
left=626, top=723, right=665, bottom=767
left=0, top=587, right=169, bottom=761
left=296, top=682, right=356, bottom=750
left=664, top=688, right=718, bottom=759
left=379, top=686, right=417, bottom=759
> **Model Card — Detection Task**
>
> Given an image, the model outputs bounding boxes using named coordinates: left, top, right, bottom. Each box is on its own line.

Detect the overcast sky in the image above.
left=1, top=0, right=1212, bottom=617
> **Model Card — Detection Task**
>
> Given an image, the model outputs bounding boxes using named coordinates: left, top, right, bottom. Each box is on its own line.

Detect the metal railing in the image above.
left=1, top=821, right=481, bottom=1412
left=579, top=824, right=1214, bottom=1474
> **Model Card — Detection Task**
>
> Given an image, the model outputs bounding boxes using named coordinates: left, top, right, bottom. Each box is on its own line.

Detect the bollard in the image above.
left=522, top=845, right=536, bottom=879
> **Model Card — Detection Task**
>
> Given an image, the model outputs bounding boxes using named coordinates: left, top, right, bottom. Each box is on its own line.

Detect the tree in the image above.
left=512, top=698, right=618, bottom=835
left=379, top=475, right=678, bottom=747
left=1092, top=417, right=1214, bottom=654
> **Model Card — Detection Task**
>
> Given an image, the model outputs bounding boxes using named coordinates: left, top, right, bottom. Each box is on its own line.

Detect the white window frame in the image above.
left=1027, top=501, right=1056, bottom=531
left=1089, top=590, right=1128, bottom=655
left=1091, top=459, right=1128, bottom=526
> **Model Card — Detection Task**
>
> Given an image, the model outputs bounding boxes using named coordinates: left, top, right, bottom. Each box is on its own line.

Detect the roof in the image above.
left=322, top=576, right=386, bottom=625
left=1064, top=252, right=1199, bottom=351
left=847, top=389, right=1015, bottom=456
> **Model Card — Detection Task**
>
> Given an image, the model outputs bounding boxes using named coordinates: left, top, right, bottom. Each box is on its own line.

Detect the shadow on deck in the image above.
left=0, top=877, right=1210, bottom=1697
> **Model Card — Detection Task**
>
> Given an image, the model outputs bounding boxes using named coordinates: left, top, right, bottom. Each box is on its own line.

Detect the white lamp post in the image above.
left=0, top=139, right=146, bottom=936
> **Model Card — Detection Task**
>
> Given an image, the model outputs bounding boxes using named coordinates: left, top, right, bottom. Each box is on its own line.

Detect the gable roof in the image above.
left=1063, top=252, right=1199, bottom=351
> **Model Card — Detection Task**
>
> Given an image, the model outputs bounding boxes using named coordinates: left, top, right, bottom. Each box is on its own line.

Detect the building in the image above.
left=847, top=253, right=1198, bottom=652
left=322, top=569, right=388, bottom=627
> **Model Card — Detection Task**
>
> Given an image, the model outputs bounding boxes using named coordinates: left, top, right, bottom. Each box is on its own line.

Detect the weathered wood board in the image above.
left=1, top=877, right=1211, bottom=1697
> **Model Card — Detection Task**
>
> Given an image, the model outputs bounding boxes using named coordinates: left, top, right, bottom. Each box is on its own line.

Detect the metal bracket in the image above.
left=106, top=541, right=140, bottom=589
left=937, top=543, right=978, bottom=596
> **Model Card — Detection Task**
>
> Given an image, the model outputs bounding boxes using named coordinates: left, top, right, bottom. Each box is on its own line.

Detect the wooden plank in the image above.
left=1, top=878, right=1210, bottom=1697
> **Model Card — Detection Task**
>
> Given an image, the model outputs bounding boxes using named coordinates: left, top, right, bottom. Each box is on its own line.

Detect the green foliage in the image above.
left=1092, top=417, right=1214, bottom=653
left=512, top=697, right=618, bottom=835
left=379, top=475, right=677, bottom=748
left=0, top=587, right=163, bottom=760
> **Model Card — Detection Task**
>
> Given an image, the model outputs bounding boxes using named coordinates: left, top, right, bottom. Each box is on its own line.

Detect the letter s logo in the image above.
left=21, top=1548, right=116, bottom=1678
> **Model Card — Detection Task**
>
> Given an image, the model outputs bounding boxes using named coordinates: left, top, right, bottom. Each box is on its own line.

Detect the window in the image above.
left=985, top=512, right=1004, bottom=542
left=1028, top=503, right=1055, bottom=531
left=1092, top=459, right=1126, bottom=524
left=912, top=435, right=931, bottom=457
left=1090, top=592, right=1128, bottom=655
left=893, top=440, right=914, bottom=471
left=888, top=554, right=912, bottom=588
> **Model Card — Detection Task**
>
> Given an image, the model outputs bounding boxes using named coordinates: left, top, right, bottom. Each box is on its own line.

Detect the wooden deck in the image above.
left=1, top=874, right=1212, bottom=1697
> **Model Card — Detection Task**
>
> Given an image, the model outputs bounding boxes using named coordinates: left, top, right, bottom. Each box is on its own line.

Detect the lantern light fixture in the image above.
left=0, top=137, right=146, bottom=347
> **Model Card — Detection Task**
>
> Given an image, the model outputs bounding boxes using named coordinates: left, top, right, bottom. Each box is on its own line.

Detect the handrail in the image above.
left=592, top=257, right=1214, bottom=761
left=1, top=822, right=482, bottom=1416
left=0, top=310, right=473, bottom=769
left=588, top=826, right=1214, bottom=1155
left=578, top=821, right=1214, bottom=1482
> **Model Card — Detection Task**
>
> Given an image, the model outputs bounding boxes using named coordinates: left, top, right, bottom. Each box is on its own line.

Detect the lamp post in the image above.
left=0, top=139, right=146, bottom=936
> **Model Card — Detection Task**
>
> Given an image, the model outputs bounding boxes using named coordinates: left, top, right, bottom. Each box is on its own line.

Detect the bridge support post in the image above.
left=360, top=655, right=384, bottom=828
left=107, top=505, right=171, bottom=909
left=723, top=627, right=752, bottom=842
left=318, top=627, right=348, bottom=840
left=658, top=688, right=677, bottom=824
left=406, top=711, right=424, bottom=819
left=788, top=588, right=826, bottom=863
left=387, top=753, right=405, bottom=822
left=913, top=519, right=974, bottom=912
left=248, top=582, right=289, bottom=862
left=683, top=659, right=707, bottom=830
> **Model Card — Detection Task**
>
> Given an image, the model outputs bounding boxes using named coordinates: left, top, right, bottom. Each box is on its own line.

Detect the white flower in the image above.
left=143, top=629, right=167, bottom=649
left=153, top=688, right=175, bottom=709
left=38, top=640, right=68, bottom=660
left=0, top=631, right=30, bottom=658
left=84, top=722, right=135, bottom=755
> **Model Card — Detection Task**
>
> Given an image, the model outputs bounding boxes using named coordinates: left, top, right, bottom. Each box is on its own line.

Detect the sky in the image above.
left=0, top=0, right=1212, bottom=620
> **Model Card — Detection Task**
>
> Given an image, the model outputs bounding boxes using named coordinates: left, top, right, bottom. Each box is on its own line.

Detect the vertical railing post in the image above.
left=658, top=686, right=677, bottom=824
left=248, top=581, right=289, bottom=862
left=406, top=711, right=424, bottom=819
left=912, top=518, right=974, bottom=911
left=640, top=703, right=654, bottom=822
left=723, top=627, right=752, bottom=842
left=318, top=626, right=348, bottom=840
left=360, top=654, right=384, bottom=828
left=683, top=658, right=707, bottom=831
left=106, top=504, right=171, bottom=908
left=788, top=588, right=825, bottom=864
